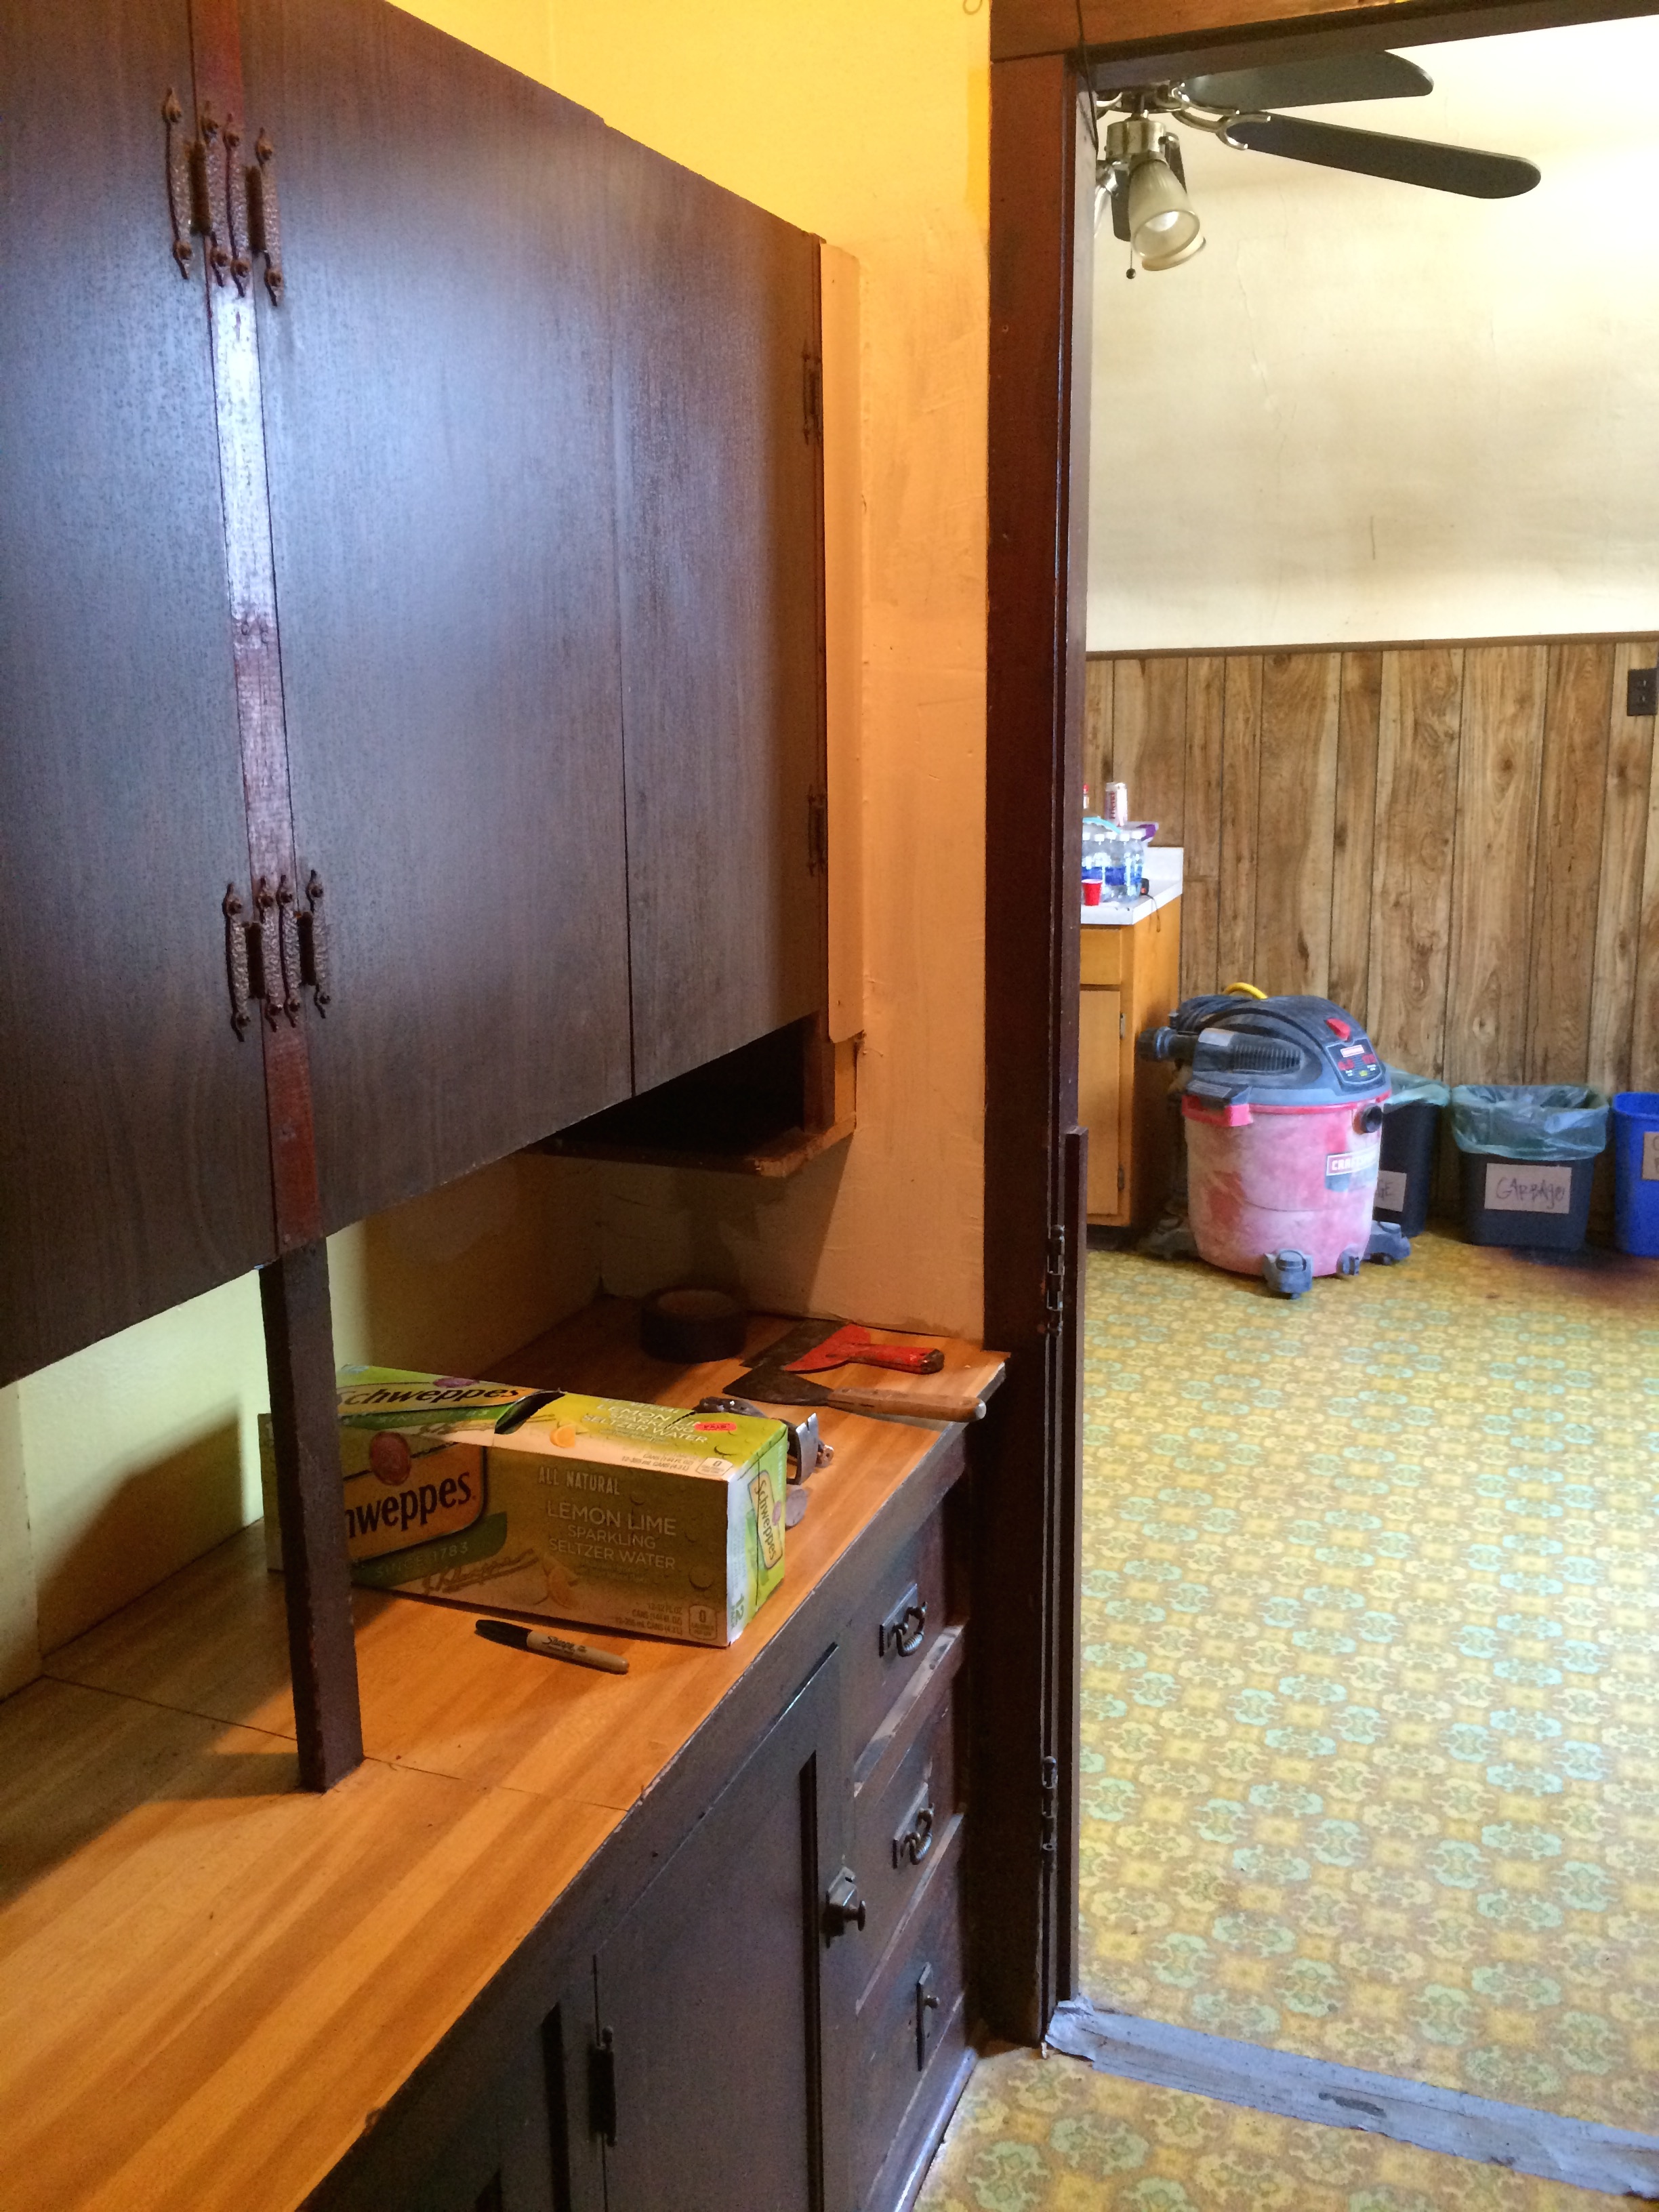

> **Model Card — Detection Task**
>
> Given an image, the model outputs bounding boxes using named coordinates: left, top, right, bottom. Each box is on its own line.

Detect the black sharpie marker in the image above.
left=474, top=1617, right=630, bottom=1675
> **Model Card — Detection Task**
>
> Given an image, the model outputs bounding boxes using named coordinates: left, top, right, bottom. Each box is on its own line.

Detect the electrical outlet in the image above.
left=1627, top=665, right=1657, bottom=718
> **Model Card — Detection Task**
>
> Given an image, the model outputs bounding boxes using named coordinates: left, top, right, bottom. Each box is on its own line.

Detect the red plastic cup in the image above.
left=1082, top=880, right=1102, bottom=907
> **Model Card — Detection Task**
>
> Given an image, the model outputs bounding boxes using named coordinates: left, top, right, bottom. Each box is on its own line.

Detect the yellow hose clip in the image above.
left=1223, top=981, right=1267, bottom=999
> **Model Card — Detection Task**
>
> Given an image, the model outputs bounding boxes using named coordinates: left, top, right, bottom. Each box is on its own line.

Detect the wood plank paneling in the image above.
left=1082, top=657, right=1113, bottom=818
left=1181, top=656, right=1226, bottom=1000
left=1445, top=644, right=1547, bottom=1082
left=1217, top=656, right=1262, bottom=989
left=1587, top=640, right=1656, bottom=1096
left=1253, top=651, right=1340, bottom=997
left=1329, top=651, right=1382, bottom=1027
left=1526, top=642, right=1613, bottom=1083
left=1111, top=657, right=1187, bottom=846
left=1087, top=635, right=1659, bottom=1117
left=1366, top=647, right=1464, bottom=1073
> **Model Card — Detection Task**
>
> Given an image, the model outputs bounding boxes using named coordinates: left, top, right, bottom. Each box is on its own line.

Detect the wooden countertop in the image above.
left=0, top=1301, right=1003, bottom=2212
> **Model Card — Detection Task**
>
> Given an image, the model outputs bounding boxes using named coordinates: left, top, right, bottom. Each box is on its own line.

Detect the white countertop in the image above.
left=1082, top=844, right=1183, bottom=927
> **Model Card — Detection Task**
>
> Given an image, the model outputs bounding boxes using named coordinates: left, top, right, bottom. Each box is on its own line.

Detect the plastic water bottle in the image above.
left=1081, top=788, right=1108, bottom=898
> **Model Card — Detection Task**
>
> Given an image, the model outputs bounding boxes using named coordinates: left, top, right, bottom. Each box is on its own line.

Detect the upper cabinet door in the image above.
left=0, top=0, right=275, bottom=1385
left=609, top=144, right=827, bottom=1096
left=239, top=0, right=633, bottom=1233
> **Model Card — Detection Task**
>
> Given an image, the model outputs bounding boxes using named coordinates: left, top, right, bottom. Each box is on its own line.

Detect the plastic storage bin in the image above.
left=1377, top=1069, right=1450, bottom=1237
left=1450, top=1084, right=1608, bottom=1251
left=1612, top=1091, right=1659, bottom=1256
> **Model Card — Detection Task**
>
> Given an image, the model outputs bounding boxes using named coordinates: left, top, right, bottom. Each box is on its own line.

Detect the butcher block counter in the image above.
left=0, top=1302, right=1005, bottom=2212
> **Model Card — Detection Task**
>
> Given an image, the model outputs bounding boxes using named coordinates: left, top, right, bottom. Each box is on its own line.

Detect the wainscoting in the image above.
left=1085, top=637, right=1659, bottom=1094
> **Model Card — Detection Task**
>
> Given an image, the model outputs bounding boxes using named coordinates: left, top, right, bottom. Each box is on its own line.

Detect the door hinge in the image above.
left=1040, top=1753, right=1060, bottom=1858
left=1118, top=1162, right=1126, bottom=1193
left=807, top=789, right=829, bottom=874
left=588, top=2026, right=617, bottom=2146
left=1044, top=1227, right=1067, bottom=1317
left=803, top=348, right=823, bottom=443
left=1120, top=1010, right=1126, bottom=1039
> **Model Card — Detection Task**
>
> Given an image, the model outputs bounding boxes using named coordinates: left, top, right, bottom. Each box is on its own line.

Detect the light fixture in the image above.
left=1101, top=115, right=1205, bottom=272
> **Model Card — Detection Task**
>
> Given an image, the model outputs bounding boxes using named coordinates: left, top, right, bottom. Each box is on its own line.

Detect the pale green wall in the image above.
left=1, top=1152, right=597, bottom=1685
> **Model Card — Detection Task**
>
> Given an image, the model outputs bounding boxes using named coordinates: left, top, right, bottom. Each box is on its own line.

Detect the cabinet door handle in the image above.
left=222, top=117, right=252, bottom=294
left=193, top=102, right=231, bottom=287
left=248, top=131, right=285, bottom=302
left=274, top=876, right=302, bottom=1023
left=163, top=91, right=194, bottom=276
left=299, top=870, right=332, bottom=1012
left=222, top=886, right=252, bottom=1036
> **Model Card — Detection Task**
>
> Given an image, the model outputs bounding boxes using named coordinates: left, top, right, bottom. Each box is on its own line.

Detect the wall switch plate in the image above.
left=1628, top=665, right=1657, bottom=718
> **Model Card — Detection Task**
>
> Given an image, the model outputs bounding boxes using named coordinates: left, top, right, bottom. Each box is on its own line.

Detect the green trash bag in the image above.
left=1449, top=1084, right=1609, bottom=1160
left=1383, top=1066, right=1450, bottom=1109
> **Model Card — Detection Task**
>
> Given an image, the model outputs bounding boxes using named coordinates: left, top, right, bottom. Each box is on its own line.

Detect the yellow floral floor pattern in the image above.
left=1073, top=1231, right=1659, bottom=2133
left=915, top=2047, right=1620, bottom=2212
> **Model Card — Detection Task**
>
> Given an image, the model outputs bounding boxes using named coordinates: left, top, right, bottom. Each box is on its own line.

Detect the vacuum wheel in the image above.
left=1262, top=1248, right=1313, bottom=1298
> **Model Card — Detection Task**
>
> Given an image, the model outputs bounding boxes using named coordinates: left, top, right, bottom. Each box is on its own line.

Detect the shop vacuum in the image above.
left=1139, top=994, right=1411, bottom=1296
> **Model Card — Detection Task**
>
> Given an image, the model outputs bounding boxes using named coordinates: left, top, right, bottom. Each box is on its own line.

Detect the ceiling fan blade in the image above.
left=1226, top=113, right=1540, bottom=198
left=1181, top=52, right=1431, bottom=109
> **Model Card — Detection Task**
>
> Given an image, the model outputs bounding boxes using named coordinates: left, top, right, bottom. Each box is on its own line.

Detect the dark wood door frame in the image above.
left=983, top=0, right=1657, bottom=2048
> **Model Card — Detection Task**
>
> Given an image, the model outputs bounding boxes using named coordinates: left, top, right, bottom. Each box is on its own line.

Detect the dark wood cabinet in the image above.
left=240, top=0, right=635, bottom=1231
left=0, top=0, right=278, bottom=1386
left=367, top=1473, right=973, bottom=2212
left=609, top=142, right=827, bottom=1094
left=584, top=1652, right=847, bottom=2212
left=0, top=0, right=831, bottom=1388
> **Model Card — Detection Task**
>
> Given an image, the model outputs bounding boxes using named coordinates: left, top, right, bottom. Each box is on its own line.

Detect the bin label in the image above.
left=1484, top=1163, right=1572, bottom=1214
left=1325, top=1149, right=1376, bottom=1191
left=1374, top=1168, right=1408, bottom=1210
left=1643, top=1131, right=1659, bottom=1182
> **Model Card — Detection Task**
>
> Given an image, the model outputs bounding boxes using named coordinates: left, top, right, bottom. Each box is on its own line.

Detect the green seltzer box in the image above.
left=260, top=1366, right=788, bottom=1647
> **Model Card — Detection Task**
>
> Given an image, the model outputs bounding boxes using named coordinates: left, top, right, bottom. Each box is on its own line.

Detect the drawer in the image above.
left=851, top=1631, right=965, bottom=1988
left=849, top=1815, right=967, bottom=2209
left=842, top=1507, right=950, bottom=1762
left=1080, top=929, right=1124, bottom=987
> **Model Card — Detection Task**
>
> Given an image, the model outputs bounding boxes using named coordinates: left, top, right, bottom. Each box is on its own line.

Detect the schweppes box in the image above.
left=260, top=1366, right=787, bottom=1647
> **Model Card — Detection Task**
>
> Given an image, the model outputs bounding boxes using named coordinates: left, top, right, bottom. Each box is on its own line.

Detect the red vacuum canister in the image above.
left=1140, top=996, right=1410, bottom=1296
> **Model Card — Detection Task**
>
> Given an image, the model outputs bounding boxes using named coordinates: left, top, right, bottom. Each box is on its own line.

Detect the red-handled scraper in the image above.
left=784, top=1324, right=944, bottom=1376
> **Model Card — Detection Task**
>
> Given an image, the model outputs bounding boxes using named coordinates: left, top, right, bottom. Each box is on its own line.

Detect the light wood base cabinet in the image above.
left=1079, top=898, right=1181, bottom=1230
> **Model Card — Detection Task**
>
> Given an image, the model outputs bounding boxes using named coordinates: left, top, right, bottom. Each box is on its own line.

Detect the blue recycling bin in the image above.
left=1612, top=1092, right=1659, bottom=1256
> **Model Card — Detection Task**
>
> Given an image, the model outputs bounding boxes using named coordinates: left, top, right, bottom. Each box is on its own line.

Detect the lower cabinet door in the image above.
left=405, top=2041, right=560, bottom=2212
left=585, top=1653, right=848, bottom=2212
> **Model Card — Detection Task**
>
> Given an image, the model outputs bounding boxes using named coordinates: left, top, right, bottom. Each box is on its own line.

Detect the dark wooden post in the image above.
left=261, top=1242, right=363, bottom=1789
left=979, top=45, right=1095, bottom=2041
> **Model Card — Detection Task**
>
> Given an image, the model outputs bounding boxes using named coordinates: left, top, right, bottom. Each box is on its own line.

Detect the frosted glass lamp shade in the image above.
left=1126, top=156, right=1204, bottom=269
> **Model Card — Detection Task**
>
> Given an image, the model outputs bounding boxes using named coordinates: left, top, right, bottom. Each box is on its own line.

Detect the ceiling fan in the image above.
left=1097, top=51, right=1541, bottom=272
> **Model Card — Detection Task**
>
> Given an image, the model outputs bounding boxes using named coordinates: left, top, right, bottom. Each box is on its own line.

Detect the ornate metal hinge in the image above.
left=298, top=869, right=331, bottom=1012
left=247, top=131, right=285, bottom=301
left=588, top=2027, right=617, bottom=2147
left=1044, top=1226, right=1067, bottom=1317
left=802, top=348, right=823, bottom=443
left=1039, top=1753, right=1060, bottom=1859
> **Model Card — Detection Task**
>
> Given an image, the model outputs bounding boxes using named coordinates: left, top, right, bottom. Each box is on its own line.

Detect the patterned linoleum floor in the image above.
left=1073, top=1233, right=1659, bottom=2131
left=918, top=1229, right=1659, bottom=2210
left=916, top=2046, right=1619, bottom=2211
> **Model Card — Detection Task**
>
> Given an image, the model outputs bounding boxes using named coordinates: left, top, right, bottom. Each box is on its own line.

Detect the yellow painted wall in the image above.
left=452, top=0, right=993, bottom=1340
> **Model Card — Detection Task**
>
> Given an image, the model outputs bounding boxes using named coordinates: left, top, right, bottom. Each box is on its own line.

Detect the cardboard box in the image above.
left=260, top=1366, right=787, bottom=1647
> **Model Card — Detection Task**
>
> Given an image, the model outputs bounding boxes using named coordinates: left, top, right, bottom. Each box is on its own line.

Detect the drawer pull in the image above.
left=893, top=1793, right=935, bottom=1870
left=823, top=1866, right=867, bottom=1938
left=880, top=1583, right=927, bottom=1660
left=915, top=1963, right=941, bottom=2070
